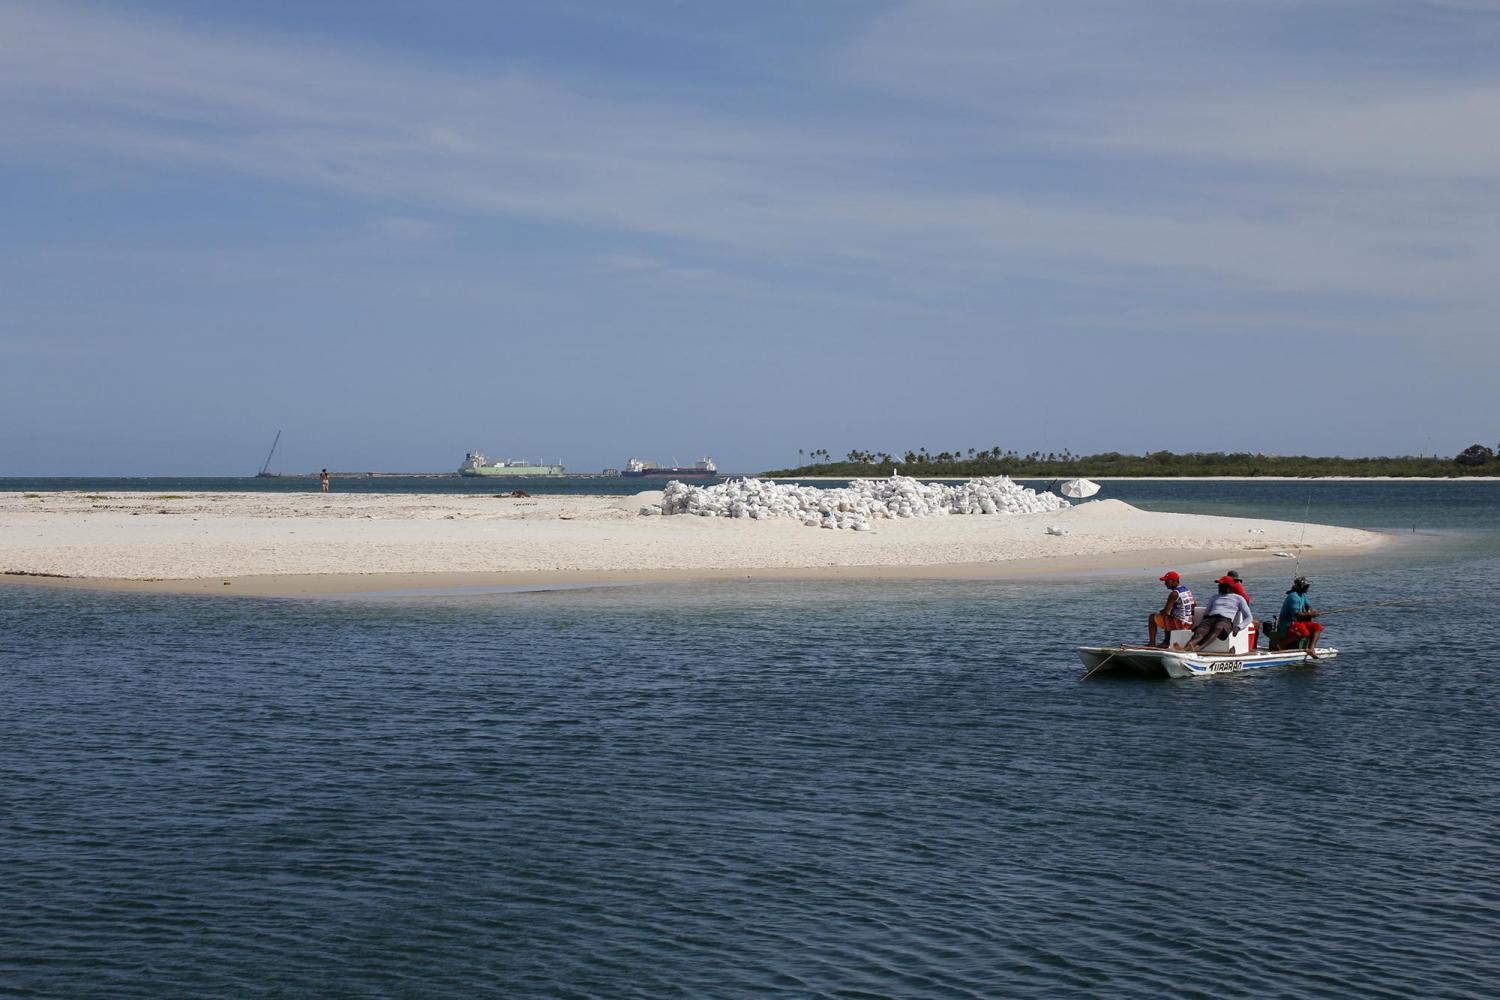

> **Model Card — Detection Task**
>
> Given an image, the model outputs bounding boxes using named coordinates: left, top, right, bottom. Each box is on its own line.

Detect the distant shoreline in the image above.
left=763, top=452, right=1500, bottom=480
left=4, top=474, right=1496, bottom=488
left=778, top=475, right=1500, bottom=482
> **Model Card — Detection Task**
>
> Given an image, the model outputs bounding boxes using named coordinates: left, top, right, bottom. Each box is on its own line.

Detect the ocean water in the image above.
left=3, top=483, right=1498, bottom=998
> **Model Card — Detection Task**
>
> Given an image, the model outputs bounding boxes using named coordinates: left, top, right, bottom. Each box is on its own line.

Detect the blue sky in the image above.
left=3, top=0, right=1498, bottom=475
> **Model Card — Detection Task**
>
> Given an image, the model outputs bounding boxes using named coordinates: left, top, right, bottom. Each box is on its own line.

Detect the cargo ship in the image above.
left=622, top=456, right=718, bottom=478
left=458, top=451, right=566, bottom=477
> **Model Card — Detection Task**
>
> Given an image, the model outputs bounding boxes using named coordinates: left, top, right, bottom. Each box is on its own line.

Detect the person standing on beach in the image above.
left=320, top=469, right=330, bottom=493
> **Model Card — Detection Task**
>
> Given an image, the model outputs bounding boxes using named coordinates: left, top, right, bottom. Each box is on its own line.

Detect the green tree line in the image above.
left=765, top=444, right=1500, bottom=478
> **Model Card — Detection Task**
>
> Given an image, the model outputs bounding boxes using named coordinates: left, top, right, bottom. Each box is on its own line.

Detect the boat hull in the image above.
left=1078, top=645, right=1337, bottom=679
left=622, top=469, right=718, bottom=477
left=458, top=466, right=566, bottom=477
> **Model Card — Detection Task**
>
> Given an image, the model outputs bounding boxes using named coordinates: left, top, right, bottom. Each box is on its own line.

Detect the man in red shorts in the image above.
left=1148, top=571, right=1195, bottom=648
left=1272, top=576, right=1324, bottom=657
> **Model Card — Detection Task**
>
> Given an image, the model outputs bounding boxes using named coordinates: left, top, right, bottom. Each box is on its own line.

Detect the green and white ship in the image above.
left=458, top=451, right=566, bottom=477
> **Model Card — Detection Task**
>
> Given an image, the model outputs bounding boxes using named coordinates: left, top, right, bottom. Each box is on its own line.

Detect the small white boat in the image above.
left=1078, top=614, right=1335, bottom=679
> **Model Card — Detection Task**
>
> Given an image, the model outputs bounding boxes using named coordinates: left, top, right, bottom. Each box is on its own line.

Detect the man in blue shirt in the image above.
left=1272, top=576, right=1323, bottom=654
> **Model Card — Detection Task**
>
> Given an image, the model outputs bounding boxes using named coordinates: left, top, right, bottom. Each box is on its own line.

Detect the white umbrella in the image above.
left=1060, top=478, right=1101, bottom=499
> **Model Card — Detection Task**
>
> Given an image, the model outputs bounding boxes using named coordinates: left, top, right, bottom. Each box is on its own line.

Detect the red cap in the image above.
left=1216, top=575, right=1238, bottom=585
left=1159, top=572, right=1180, bottom=582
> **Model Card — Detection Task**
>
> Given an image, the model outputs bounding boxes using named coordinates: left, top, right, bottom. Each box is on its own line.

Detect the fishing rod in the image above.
left=1303, top=597, right=1438, bottom=617
left=1293, top=490, right=1312, bottom=577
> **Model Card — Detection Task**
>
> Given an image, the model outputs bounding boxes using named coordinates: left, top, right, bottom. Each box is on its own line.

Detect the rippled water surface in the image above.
left=4, top=483, right=1499, bottom=998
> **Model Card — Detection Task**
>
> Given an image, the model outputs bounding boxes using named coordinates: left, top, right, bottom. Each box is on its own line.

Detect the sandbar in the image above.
left=0, top=490, right=1385, bottom=596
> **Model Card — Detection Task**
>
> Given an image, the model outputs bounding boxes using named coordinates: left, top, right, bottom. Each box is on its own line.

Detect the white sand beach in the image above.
left=0, top=490, right=1382, bottom=595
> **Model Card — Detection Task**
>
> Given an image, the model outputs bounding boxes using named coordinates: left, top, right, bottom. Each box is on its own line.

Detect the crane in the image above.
left=256, top=430, right=282, bottom=478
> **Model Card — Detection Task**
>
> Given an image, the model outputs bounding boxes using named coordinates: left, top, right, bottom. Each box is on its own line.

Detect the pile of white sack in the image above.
left=641, top=475, right=1069, bottom=530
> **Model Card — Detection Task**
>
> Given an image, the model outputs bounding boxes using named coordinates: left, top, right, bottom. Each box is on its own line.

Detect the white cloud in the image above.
left=2, top=0, right=1498, bottom=321
left=1421, top=0, right=1500, bottom=12
left=1058, top=84, right=1500, bottom=180
left=597, top=254, right=665, bottom=273
left=370, top=216, right=449, bottom=241
left=840, top=0, right=1500, bottom=179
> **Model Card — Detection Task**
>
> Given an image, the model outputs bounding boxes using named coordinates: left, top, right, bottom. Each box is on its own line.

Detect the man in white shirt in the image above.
left=1182, top=575, right=1253, bottom=651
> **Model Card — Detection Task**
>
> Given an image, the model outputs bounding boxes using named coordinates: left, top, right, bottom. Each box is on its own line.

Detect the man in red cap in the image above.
left=1148, top=571, right=1196, bottom=648
left=1225, top=569, right=1250, bottom=604
left=1225, top=569, right=1257, bottom=646
left=1183, top=576, right=1254, bottom=651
